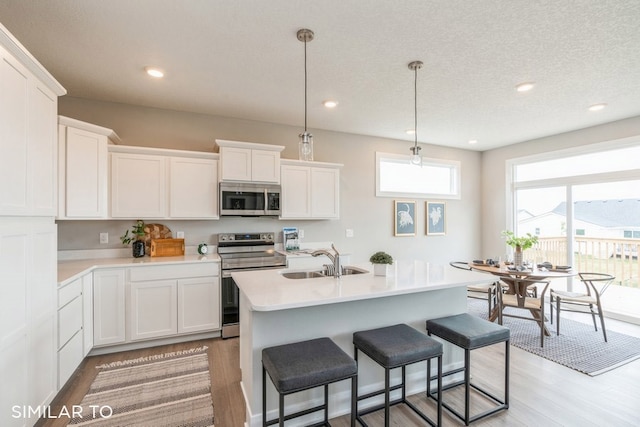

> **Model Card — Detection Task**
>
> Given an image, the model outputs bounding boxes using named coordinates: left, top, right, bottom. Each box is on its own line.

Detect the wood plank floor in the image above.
left=39, top=316, right=640, bottom=427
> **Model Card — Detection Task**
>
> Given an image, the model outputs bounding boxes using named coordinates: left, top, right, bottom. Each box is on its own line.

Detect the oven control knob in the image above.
left=220, top=235, right=227, bottom=241
left=228, top=235, right=235, bottom=241
left=267, top=233, right=273, bottom=241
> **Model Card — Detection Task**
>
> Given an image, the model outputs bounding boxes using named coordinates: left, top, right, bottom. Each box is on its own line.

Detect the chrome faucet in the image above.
left=311, top=244, right=342, bottom=277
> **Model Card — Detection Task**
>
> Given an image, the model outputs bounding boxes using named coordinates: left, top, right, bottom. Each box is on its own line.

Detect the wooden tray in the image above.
left=150, top=238, right=185, bottom=257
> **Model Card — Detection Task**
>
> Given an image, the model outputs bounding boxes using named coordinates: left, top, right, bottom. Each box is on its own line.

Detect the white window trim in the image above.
left=375, top=152, right=461, bottom=199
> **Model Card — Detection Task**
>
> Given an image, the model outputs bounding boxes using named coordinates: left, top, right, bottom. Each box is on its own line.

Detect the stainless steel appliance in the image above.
left=219, top=183, right=281, bottom=216
left=218, top=232, right=286, bottom=338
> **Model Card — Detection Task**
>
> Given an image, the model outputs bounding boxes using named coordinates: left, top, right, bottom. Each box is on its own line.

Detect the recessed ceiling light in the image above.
left=145, top=67, right=164, bottom=78
left=323, top=100, right=338, bottom=108
left=405, top=129, right=415, bottom=135
left=515, top=82, right=535, bottom=92
left=468, top=139, right=478, bottom=145
left=588, top=103, right=607, bottom=112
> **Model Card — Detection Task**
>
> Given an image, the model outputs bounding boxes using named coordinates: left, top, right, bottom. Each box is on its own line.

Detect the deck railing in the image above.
left=522, top=237, right=640, bottom=287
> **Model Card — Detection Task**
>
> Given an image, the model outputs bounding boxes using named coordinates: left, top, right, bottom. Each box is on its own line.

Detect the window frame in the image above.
left=375, top=151, right=461, bottom=199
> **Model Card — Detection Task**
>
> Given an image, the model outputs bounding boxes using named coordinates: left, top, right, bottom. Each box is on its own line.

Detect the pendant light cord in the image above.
left=304, top=37, right=308, bottom=133
left=413, top=65, right=418, bottom=149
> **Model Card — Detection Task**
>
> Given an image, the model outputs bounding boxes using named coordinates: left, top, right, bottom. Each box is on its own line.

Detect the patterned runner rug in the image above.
left=70, top=346, right=214, bottom=426
left=468, top=299, right=640, bottom=376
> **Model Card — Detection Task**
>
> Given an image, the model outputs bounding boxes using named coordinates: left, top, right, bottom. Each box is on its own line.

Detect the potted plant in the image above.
left=502, top=230, right=538, bottom=266
left=369, top=251, right=393, bottom=276
left=120, top=220, right=146, bottom=258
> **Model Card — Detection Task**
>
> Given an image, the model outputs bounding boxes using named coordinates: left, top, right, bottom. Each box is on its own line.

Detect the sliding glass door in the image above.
left=510, top=143, right=640, bottom=323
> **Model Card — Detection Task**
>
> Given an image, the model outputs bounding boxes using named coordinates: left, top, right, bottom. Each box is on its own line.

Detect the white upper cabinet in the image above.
left=280, top=160, right=342, bottom=219
left=110, top=145, right=219, bottom=219
left=111, top=151, right=168, bottom=218
left=169, top=157, right=219, bottom=218
left=57, top=116, right=120, bottom=219
left=216, top=139, right=284, bottom=183
left=0, top=38, right=64, bottom=217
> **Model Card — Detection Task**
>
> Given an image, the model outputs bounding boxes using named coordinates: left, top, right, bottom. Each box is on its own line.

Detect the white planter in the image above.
left=373, top=264, right=388, bottom=276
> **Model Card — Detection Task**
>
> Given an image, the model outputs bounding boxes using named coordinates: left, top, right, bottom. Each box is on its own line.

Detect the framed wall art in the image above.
left=394, top=200, right=416, bottom=236
left=426, top=201, right=446, bottom=235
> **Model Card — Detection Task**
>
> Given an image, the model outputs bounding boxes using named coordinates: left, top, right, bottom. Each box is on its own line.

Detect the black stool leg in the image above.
left=465, top=348, right=471, bottom=425
left=437, top=355, right=442, bottom=427
left=279, top=393, right=284, bottom=427
left=384, top=367, right=390, bottom=427
left=324, top=384, right=329, bottom=425
left=351, top=375, right=357, bottom=427
left=262, top=365, right=267, bottom=427
left=505, top=340, right=510, bottom=408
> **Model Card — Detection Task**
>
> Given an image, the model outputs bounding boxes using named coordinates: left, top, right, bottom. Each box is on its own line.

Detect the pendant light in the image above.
left=297, top=28, right=314, bottom=161
left=408, top=60, right=423, bottom=166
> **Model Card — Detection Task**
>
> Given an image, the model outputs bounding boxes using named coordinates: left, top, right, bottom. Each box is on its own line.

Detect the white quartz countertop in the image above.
left=58, top=254, right=220, bottom=286
left=233, top=260, right=491, bottom=311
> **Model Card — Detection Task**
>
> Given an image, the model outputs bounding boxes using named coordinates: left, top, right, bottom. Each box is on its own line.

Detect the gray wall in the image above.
left=58, top=97, right=484, bottom=264
left=481, top=115, right=640, bottom=259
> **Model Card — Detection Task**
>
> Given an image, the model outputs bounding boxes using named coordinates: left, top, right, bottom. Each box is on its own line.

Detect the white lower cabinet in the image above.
left=56, top=274, right=84, bottom=388
left=129, top=280, right=178, bottom=341
left=92, top=263, right=220, bottom=348
left=178, top=277, right=220, bottom=334
left=93, top=269, right=126, bottom=346
left=82, top=274, right=93, bottom=357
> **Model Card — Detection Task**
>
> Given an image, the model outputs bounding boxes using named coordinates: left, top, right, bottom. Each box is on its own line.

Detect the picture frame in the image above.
left=426, top=201, right=446, bottom=235
left=394, top=200, right=416, bottom=236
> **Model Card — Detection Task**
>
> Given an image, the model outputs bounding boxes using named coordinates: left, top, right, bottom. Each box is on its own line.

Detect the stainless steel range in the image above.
left=218, top=232, right=286, bottom=338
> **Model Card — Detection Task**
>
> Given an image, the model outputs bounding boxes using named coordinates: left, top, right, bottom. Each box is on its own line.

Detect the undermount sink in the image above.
left=281, top=266, right=369, bottom=279
left=280, top=270, right=327, bottom=279
left=341, top=266, right=369, bottom=275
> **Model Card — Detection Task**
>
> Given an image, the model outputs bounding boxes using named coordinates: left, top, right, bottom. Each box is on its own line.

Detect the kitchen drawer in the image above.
left=129, top=262, right=219, bottom=282
left=58, top=277, right=82, bottom=308
left=58, top=330, right=83, bottom=388
left=58, top=295, right=83, bottom=348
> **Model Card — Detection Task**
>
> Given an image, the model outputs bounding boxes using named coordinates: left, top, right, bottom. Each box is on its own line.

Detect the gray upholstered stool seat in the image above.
left=353, top=324, right=442, bottom=427
left=426, top=313, right=510, bottom=426
left=262, top=337, right=357, bottom=426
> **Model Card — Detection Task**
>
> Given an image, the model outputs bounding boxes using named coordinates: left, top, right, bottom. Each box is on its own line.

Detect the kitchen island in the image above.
left=233, top=260, right=491, bottom=427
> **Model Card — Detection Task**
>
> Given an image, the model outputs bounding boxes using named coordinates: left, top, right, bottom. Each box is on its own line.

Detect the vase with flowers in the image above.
left=502, top=230, right=538, bottom=267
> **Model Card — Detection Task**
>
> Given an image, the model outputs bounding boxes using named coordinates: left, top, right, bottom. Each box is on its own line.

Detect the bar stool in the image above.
left=426, top=313, right=510, bottom=425
left=262, top=337, right=357, bottom=426
left=353, top=323, right=442, bottom=427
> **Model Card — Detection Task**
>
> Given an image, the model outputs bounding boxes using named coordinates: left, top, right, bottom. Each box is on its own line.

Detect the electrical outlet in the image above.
left=345, top=229, right=354, bottom=238
left=299, top=229, right=304, bottom=239
left=176, top=231, right=185, bottom=238
left=99, top=232, right=109, bottom=244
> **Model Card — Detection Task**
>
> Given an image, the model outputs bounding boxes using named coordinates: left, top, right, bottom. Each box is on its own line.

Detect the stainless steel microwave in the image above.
left=219, top=183, right=281, bottom=216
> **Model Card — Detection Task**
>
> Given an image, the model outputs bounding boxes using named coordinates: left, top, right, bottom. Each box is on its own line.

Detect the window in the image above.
left=376, top=152, right=460, bottom=199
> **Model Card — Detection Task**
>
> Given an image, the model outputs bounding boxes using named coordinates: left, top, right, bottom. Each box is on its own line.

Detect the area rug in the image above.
left=70, top=346, right=214, bottom=426
left=467, top=299, right=640, bottom=376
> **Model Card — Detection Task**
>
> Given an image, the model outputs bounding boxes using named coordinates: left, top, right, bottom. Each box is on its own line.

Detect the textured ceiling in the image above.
left=1, top=0, right=640, bottom=151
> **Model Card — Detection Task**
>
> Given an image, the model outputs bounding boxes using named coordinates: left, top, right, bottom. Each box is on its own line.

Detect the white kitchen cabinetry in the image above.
left=280, top=160, right=342, bottom=219
left=127, top=263, right=220, bottom=342
left=93, top=269, right=126, bottom=346
left=111, top=151, right=167, bottom=218
left=110, top=146, right=219, bottom=219
left=216, top=139, right=284, bottom=183
left=169, top=156, right=219, bottom=218
left=0, top=219, right=57, bottom=424
left=129, top=280, right=178, bottom=340
left=57, top=278, right=83, bottom=388
left=1, top=24, right=65, bottom=427
left=0, top=40, right=63, bottom=217
left=178, top=277, right=220, bottom=333
left=57, top=116, right=120, bottom=219
left=82, top=273, right=93, bottom=356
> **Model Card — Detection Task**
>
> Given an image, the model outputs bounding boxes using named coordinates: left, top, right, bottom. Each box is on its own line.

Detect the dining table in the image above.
left=469, top=262, right=576, bottom=335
